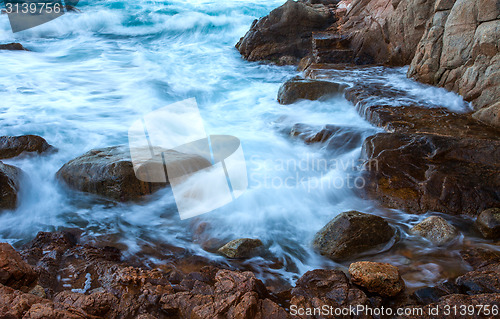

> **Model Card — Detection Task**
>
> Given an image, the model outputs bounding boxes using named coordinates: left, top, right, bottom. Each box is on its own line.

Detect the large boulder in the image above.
left=0, top=135, right=54, bottom=159
left=277, top=77, right=346, bottom=104
left=476, top=208, right=500, bottom=239
left=0, top=243, right=38, bottom=290
left=409, top=0, right=500, bottom=127
left=348, top=261, right=405, bottom=297
left=0, top=162, right=23, bottom=210
left=236, top=0, right=334, bottom=64
left=409, top=216, right=458, bottom=245
left=312, top=211, right=395, bottom=260
left=56, top=145, right=211, bottom=201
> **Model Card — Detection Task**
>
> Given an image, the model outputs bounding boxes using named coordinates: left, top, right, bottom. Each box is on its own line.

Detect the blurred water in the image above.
left=0, top=0, right=484, bottom=287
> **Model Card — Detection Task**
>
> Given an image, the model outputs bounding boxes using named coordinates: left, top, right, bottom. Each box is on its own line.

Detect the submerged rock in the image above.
left=290, top=123, right=365, bottom=152
left=0, top=162, right=22, bottom=210
left=0, top=43, right=29, bottom=51
left=410, top=216, right=458, bottom=245
left=0, top=243, right=38, bottom=290
left=0, top=135, right=55, bottom=159
left=217, top=238, right=263, bottom=259
left=348, top=261, right=405, bottom=297
left=236, top=0, right=334, bottom=63
left=312, top=211, right=395, bottom=261
left=476, top=208, right=500, bottom=239
left=277, top=77, right=346, bottom=104
left=56, top=145, right=210, bottom=202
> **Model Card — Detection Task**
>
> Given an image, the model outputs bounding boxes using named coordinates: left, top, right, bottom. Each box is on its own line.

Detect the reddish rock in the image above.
left=456, top=263, right=500, bottom=294
left=0, top=162, right=22, bottom=210
left=0, top=43, right=29, bottom=51
left=277, top=77, right=346, bottom=104
left=0, top=243, right=38, bottom=290
left=0, top=135, right=55, bottom=159
left=349, top=261, right=405, bottom=297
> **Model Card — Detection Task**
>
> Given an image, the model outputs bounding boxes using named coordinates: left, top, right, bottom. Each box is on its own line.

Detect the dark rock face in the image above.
left=456, top=263, right=500, bottom=294
left=56, top=145, right=210, bottom=202
left=0, top=244, right=38, bottom=290
left=217, top=238, right=263, bottom=259
left=277, top=77, right=346, bottom=104
left=348, top=261, right=405, bottom=297
left=362, top=133, right=500, bottom=216
left=0, top=162, right=23, bottom=210
left=236, top=0, right=334, bottom=64
left=409, top=216, right=458, bottom=245
left=476, top=208, right=500, bottom=239
left=312, top=211, right=395, bottom=261
left=0, top=43, right=28, bottom=51
left=0, top=135, right=54, bottom=159
left=289, top=123, right=365, bottom=153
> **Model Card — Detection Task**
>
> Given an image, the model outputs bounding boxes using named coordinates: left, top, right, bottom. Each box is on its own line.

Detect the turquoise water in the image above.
left=0, top=0, right=479, bottom=286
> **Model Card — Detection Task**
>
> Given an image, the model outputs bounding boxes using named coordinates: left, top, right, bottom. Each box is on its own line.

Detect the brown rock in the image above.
left=410, top=216, right=458, bottom=245
left=461, top=248, right=500, bottom=270
left=0, top=43, right=29, bottom=51
left=277, top=77, right=346, bottom=104
left=349, top=261, right=405, bottom=297
left=476, top=208, right=500, bottom=239
left=456, top=263, right=500, bottom=294
left=217, top=238, right=263, bottom=259
left=0, top=162, right=22, bottom=210
left=0, top=135, right=55, bottom=159
left=236, top=0, right=334, bottom=63
left=312, top=211, right=395, bottom=260
left=56, top=145, right=210, bottom=202
left=0, top=243, right=38, bottom=290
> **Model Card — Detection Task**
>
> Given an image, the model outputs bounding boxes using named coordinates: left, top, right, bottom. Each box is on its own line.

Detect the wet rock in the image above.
left=460, top=248, right=500, bottom=270
left=0, top=243, right=38, bottom=290
left=362, top=132, right=500, bottom=216
left=236, top=0, right=334, bottom=63
left=312, top=211, right=395, bottom=261
left=54, top=290, right=118, bottom=317
left=0, top=43, right=29, bottom=51
left=217, top=238, right=263, bottom=259
left=277, top=77, right=346, bottom=104
left=476, top=208, right=500, bottom=239
left=410, top=216, right=458, bottom=245
left=290, top=269, right=371, bottom=313
left=349, top=261, right=405, bottom=297
left=0, top=162, right=22, bottom=210
left=290, top=123, right=365, bottom=152
left=413, top=281, right=460, bottom=304
left=456, top=263, right=500, bottom=294
left=56, top=145, right=210, bottom=202
left=0, top=135, right=55, bottom=159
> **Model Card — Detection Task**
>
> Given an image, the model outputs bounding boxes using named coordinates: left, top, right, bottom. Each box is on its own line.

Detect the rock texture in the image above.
left=348, top=261, right=405, bottom=297
left=312, top=211, right=395, bottom=260
left=0, top=43, right=28, bottom=51
left=0, top=243, right=38, bottom=290
left=0, top=135, right=54, bottom=159
left=56, top=145, right=210, bottom=202
left=217, top=238, right=263, bottom=259
left=0, top=162, right=23, bottom=210
left=409, top=216, right=458, bottom=245
left=408, top=0, right=500, bottom=127
left=277, top=77, right=346, bottom=104
left=476, top=208, right=500, bottom=239
left=236, top=0, right=335, bottom=64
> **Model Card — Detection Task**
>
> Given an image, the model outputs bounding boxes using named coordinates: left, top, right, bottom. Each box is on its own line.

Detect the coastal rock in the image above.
left=217, top=238, right=263, bottom=259
left=0, top=43, right=29, bottom=51
left=361, top=132, right=500, bottom=216
left=0, top=162, right=23, bottom=210
left=0, top=135, right=55, bottom=159
left=408, top=0, right=500, bottom=126
left=348, top=261, right=405, bottom=297
left=312, top=211, right=395, bottom=260
left=290, top=123, right=365, bottom=152
left=290, top=269, right=371, bottom=313
left=56, top=145, right=210, bottom=201
left=236, top=0, right=334, bottom=63
left=0, top=243, right=38, bottom=290
left=476, top=208, right=500, bottom=239
left=410, top=216, right=458, bottom=245
left=277, top=77, right=346, bottom=104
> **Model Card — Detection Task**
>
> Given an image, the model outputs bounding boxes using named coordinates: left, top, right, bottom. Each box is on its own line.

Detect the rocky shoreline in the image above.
left=1, top=0, right=499, bottom=318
